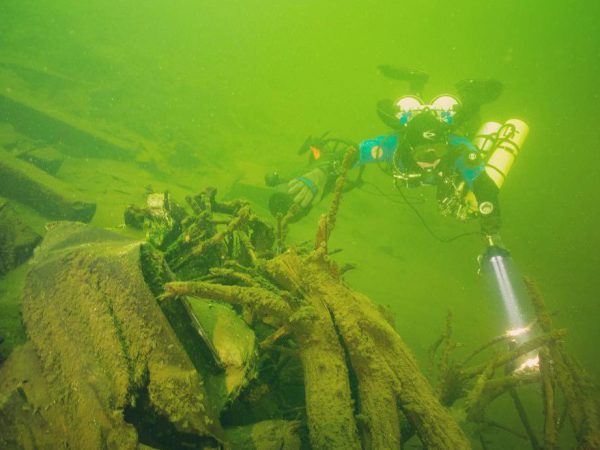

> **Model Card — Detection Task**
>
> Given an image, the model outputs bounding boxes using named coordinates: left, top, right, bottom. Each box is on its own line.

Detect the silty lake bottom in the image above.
left=0, top=1, right=599, bottom=449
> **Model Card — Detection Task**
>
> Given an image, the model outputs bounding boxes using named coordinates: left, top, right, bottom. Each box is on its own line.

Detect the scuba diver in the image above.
left=268, top=69, right=536, bottom=360
left=266, top=67, right=529, bottom=248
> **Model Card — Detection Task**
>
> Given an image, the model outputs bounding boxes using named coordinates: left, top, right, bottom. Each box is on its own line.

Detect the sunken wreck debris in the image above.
left=428, top=284, right=600, bottom=450
left=0, top=149, right=96, bottom=222
left=0, top=90, right=140, bottom=161
left=1, top=148, right=599, bottom=449
left=134, top=148, right=471, bottom=449
left=18, top=222, right=223, bottom=448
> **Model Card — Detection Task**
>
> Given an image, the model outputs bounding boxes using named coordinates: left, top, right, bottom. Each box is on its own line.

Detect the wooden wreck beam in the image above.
left=264, top=253, right=362, bottom=450
left=0, top=150, right=95, bottom=222
left=525, top=279, right=600, bottom=449
left=0, top=91, right=139, bottom=161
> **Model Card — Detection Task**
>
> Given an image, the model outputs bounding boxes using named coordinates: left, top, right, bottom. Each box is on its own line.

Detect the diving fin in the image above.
left=377, top=65, right=429, bottom=95
left=376, top=98, right=404, bottom=130
left=456, top=78, right=504, bottom=106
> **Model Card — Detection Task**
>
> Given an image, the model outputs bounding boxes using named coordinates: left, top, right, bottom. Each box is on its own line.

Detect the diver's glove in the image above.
left=287, top=168, right=328, bottom=208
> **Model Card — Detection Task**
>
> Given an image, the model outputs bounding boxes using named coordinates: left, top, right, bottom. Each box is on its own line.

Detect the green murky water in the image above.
left=1, top=1, right=599, bottom=448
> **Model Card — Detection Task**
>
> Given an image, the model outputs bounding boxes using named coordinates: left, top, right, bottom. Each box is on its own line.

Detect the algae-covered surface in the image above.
left=1, top=1, right=599, bottom=449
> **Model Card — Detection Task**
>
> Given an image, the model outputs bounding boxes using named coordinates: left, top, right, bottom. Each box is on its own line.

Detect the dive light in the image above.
left=480, top=237, right=531, bottom=344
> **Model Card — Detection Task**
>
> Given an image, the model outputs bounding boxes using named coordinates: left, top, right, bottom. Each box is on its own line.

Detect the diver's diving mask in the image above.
left=395, top=95, right=459, bottom=125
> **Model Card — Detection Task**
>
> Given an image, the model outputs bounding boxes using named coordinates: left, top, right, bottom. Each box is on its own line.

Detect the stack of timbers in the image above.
left=0, top=71, right=206, bottom=172
left=0, top=149, right=95, bottom=222
left=0, top=119, right=96, bottom=275
left=0, top=88, right=140, bottom=161
left=0, top=148, right=598, bottom=449
left=0, top=80, right=154, bottom=223
left=0, top=70, right=180, bottom=227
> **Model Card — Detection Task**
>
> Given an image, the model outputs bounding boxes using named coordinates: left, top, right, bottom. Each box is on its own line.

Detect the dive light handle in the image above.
left=484, top=233, right=508, bottom=253
left=478, top=234, right=510, bottom=275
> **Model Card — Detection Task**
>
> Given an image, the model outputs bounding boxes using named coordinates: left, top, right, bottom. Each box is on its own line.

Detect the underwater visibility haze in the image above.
left=1, top=0, right=599, bottom=449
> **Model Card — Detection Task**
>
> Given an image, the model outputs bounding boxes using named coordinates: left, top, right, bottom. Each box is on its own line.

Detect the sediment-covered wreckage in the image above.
left=1, top=130, right=599, bottom=450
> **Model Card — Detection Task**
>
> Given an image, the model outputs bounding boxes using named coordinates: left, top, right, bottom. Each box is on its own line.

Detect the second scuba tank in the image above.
left=460, top=121, right=504, bottom=215
left=484, top=119, right=529, bottom=189
left=473, top=121, right=503, bottom=153
left=459, top=119, right=529, bottom=216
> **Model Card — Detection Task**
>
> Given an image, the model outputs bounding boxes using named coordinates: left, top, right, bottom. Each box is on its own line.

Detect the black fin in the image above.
left=378, top=65, right=429, bottom=95
left=376, top=98, right=404, bottom=130
left=456, top=78, right=503, bottom=106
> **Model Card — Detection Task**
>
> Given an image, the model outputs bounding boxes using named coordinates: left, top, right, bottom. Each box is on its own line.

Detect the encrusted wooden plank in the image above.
left=0, top=149, right=96, bottom=222
left=0, top=91, right=140, bottom=160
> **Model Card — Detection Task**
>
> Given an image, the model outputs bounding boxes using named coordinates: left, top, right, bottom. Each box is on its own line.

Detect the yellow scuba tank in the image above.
left=459, top=119, right=529, bottom=215
left=485, top=119, right=529, bottom=189
left=473, top=121, right=503, bottom=153
left=462, top=121, right=504, bottom=214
